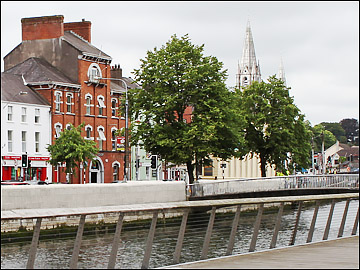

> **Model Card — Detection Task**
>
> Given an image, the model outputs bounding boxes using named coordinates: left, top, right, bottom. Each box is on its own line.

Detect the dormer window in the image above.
left=87, top=63, right=102, bottom=83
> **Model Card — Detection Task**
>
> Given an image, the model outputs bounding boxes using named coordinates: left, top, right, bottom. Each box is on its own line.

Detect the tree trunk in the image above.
left=186, top=161, right=195, bottom=184
left=259, top=152, right=267, bottom=177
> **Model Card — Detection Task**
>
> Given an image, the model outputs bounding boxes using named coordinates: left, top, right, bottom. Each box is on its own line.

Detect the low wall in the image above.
left=1, top=181, right=186, bottom=211
left=194, top=178, right=285, bottom=197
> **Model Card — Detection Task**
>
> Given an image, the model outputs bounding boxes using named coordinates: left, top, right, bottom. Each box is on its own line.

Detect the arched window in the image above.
left=91, top=160, right=100, bottom=170
left=97, top=95, right=106, bottom=116
left=113, top=162, right=120, bottom=181
left=97, top=126, right=106, bottom=150
left=66, top=93, right=74, bottom=113
left=111, top=98, right=118, bottom=117
left=111, top=128, right=117, bottom=151
left=85, top=125, right=93, bottom=139
left=55, top=91, right=62, bottom=112
left=85, top=93, right=93, bottom=115
left=54, top=123, right=63, bottom=138
left=87, top=63, right=102, bottom=83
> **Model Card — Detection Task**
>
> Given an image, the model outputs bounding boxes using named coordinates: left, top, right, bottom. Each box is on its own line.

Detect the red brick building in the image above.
left=4, top=15, right=138, bottom=183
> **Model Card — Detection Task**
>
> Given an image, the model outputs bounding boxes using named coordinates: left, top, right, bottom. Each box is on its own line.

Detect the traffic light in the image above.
left=151, top=155, right=157, bottom=169
left=21, top=154, right=28, bottom=168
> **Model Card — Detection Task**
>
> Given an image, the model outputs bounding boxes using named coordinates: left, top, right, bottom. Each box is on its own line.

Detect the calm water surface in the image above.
left=1, top=199, right=358, bottom=269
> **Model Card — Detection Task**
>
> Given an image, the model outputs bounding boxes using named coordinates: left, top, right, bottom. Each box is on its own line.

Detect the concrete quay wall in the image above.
left=1, top=181, right=186, bottom=211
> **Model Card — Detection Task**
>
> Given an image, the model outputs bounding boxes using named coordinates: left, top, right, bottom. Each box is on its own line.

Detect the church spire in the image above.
left=237, top=21, right=261, bottom=89
left=278, top=58, right=286, bottom=86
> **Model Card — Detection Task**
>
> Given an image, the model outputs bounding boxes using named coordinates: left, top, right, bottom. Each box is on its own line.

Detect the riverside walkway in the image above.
left=163, top=236, right=359, bottom=269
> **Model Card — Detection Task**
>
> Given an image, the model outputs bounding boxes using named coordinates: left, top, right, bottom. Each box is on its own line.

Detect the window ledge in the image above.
left=97, top=115, right=107, bottom=118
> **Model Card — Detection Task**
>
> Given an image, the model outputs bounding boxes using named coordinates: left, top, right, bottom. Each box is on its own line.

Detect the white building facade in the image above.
left=1, top=73, right=52, bottom=182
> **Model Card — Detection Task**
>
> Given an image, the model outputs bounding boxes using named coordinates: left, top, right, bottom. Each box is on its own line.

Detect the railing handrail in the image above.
left=186, top=174, right=359, bottom=198
left=188, top=174, right=359, bottom=185
left=2, top=192, right=358, bottom=269
left=1, top=193, right=358, bottom=221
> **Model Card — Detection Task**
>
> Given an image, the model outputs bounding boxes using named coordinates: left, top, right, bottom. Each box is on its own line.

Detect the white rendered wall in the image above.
left=1, top=101, right=52, bottom=181
left=1, top=181, right=186, bottom=211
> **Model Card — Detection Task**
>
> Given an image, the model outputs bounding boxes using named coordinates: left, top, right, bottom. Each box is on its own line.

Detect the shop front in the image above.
left=1, top=156, right=50, bottom=181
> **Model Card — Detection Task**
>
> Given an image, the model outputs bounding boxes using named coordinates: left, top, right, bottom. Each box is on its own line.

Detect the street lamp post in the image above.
left=96, top=77, right=129, bottom=182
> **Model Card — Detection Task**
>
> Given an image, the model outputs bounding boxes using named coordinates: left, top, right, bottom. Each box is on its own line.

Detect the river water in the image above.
left=1, top=199, right=358, bottom=269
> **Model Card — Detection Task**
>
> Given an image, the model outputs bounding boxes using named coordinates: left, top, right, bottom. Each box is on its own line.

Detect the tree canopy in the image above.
left=340, top=118, right=359, bottom=145
left=319, top=122, right=346, bottom=144
left=311, top=124, right=337, bottom=152
left=47, top=123, right=99, bottom=183
left=238, top=75, right=312, bottom=176
left=130, top=34, right=246, bottom=184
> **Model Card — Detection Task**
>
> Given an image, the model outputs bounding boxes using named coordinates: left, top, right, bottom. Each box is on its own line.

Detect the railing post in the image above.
left=352, top=204, right=359, bottom=235
left=307, top=200, right=320, bottom=243
left=249, top=203, right=264, bottom=252
left=338, top=199, right=350, bottom=238
left=26, top=217, right=42, bottom=269
left=226, top=205, right=241, bottom=255
left=200, top=206, right=216, bottom=260
left=173, top=209, right=189, bottom=264
left=108, top=212, right=125, bottom=269
left=69, top=214, right=86, bottom=269
left=323, top=199, right=336, bottom=240
left=141, top=211, right=158, bottom=269
left=270, top=202, right=284, bottom=249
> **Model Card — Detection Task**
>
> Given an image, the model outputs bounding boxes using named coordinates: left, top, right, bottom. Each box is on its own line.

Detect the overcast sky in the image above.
left=1, top=1, right=359, bottom=126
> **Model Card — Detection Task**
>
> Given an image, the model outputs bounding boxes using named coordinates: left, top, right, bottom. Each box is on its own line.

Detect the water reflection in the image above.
left=1, top=199, right=358, bottom=269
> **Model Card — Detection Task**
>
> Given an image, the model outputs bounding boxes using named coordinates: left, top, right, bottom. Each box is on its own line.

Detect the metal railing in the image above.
left=187, top=174, right=359, bottom=198
left=1, top=193, right=359, bottom=269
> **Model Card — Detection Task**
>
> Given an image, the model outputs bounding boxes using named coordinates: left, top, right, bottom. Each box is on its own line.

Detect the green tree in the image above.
left=320, top=122, right=346, bottom=143
left=312, top=124, right=337, bottom=152
left=130, top=34, right=246, bottom=184
left=238, top=75, right=312, bottom=176
left=340, top=118, right=359, bottom=145
left=47, top=123, right=99, bottom=183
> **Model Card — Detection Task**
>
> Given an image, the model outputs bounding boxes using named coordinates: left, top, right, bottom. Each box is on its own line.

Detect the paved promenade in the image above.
left=163, top=236, right=359, bottom=269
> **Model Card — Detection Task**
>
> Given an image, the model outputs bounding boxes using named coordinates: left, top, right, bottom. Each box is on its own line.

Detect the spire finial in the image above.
left=278, top=57, right=286, bottom=85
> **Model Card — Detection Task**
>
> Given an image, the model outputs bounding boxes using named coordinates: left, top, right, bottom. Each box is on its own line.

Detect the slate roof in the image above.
left=1, top=73, right=50, bottom=106
left=4, top=57, right=79, bottom=87
left=110, top=77, right=140, bottom=93
left=63, top=31, right=111, bottom=60
left=338, top=145, right=359, bottom=157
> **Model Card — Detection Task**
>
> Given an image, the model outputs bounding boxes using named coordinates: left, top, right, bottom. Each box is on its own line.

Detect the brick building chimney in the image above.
left=21, top=15, right=64, bottom=41
left=64, top=19, right=91, bottom=43
left=111, top=64, right=123, bottom=85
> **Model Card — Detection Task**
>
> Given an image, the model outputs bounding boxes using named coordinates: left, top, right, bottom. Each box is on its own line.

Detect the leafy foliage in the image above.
left=319, top=122, right=346, bottom=144
left=238, top=75, right=312, bottom=176
left=47, top=123, right=99, bottom=182
left=130, top=34, right=246, bottom=183
left=311, top=124, right=337, bottom=152
left=340, top=118, right=359, bottom=145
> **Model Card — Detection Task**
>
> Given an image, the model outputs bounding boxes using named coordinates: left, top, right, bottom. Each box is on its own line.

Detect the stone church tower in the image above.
left=236, top=21, right=261, bottom=89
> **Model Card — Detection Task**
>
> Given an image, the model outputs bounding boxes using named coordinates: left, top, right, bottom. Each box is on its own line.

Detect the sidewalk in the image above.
left=163, top=236, right=359, bottom=269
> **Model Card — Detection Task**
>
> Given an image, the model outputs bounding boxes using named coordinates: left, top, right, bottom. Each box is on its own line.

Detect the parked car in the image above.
left=25, top=180, right=49, bottom=185
left=1, top=180, right=30, bottom=185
